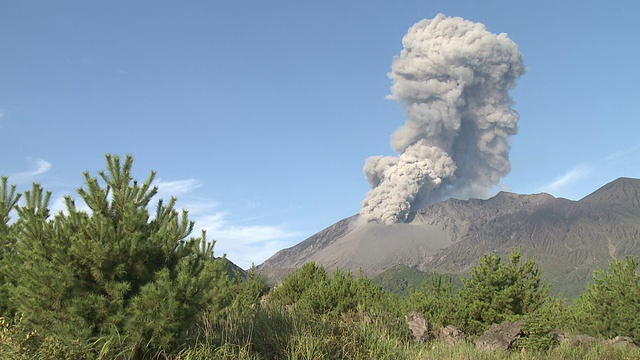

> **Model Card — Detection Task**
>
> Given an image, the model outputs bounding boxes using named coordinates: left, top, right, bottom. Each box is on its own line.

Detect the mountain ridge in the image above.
left=258, top=177, right=640, bottom=295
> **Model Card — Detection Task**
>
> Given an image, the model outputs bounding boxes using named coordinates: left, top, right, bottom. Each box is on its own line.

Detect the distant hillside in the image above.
left=372, top=264, right=463, bottom=296
left=224, top=258, right=247, bottom=280
left=258, top=177, right=640, bottom=297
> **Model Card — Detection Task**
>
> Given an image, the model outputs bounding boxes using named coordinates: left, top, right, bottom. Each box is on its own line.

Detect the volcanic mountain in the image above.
left=258, top=177, right=640, bottom=295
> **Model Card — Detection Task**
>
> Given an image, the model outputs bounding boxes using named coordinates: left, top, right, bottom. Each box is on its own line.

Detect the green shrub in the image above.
left=460, top=247, right=550, bottom=334
left=267, top=262, right=329, bottom=307
left=269, top=263, right=392, bottom=318
left=519, top=296, right=568, bottom=352
left=569, top=256, right=640, bottom=343
left=408, top=273, right=461, bottom=330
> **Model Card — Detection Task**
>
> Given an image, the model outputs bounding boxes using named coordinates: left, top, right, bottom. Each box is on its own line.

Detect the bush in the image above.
left=460, top=247, right=550, bottom=334
left=519, top=296, right=568, bottom=352
left=569, top=256, right=640, bottom=343
left=408, top=274, right=461, bottom=330
left=267, top=262, right=329, bottom=308
left=269, top=263, right=391, bottom=317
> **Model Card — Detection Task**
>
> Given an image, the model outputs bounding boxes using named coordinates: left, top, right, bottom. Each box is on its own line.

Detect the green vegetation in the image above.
left=460, top=249, right=550, bottom=334
left=373, top=264, right=462, bottom=296
left=1, top=155, right=639, bottom=359
left=569, top=256, right=640, bottom=343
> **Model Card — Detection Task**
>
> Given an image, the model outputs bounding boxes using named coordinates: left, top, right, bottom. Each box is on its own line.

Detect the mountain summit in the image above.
left=258, top=178, right=640, bottom=294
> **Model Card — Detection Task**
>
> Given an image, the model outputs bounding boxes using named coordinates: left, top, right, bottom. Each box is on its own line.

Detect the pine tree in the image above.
left=0, top=177, right=22, bottom=316
left=569, top=256, right=640, bottom=343
left=268, top=263, right=389, bottom=317
left=408, top=274, right=460, bottom=329
left=519, top=296, right=568, bottom=352
left=4, top=155, right=231, bottom=357
left=268, top=262, right=329, bottom=307
left=301, top=269, right=387, bottom=315
left=0, top=177, right=21, bottom=236
left=460, top=247, right=550, bottom=334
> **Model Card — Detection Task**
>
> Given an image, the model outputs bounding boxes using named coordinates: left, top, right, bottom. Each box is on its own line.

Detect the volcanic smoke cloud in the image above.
left=360, top=14, right=526, bottom=225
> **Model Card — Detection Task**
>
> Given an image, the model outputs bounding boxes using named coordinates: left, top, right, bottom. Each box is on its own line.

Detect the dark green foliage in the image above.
left=373, top=264, right=463, bottom=296
left=0, top=177, right=22, bottom=316
left=225, top=268, right=269, bottom=318
left=519, top=296, right=568, bottom=352
left=569, top=256, right=640, bottom=343
left=300, top=269, right=390, bottom=316
left=0, top=177, right=21, bottom=235
left=1, top=155, right=232, bottom=357
left=460, top=248, right=550, bottom=334
left=268, top=262, right=329, bottom=307
left=408, top=274, right=461, bottom=329
left=269, top=263, right=391, bottom=317
left=373, top=264, right=427, bottom=296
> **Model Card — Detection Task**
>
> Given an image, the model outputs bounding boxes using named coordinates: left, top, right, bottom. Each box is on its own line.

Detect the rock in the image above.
left=437, top=325, right=465, bottom=345
left=564, top=334, right=598, bottom=347
left=260, top=293, right=269, bottom=308
left=475, top=320, right=524, bottom=351
left=405, top=311, right=432, bottom=342
left=549, top=329, right=566, bottom=343
left=556, top=332, right=638, bottom=349
left=604, top=336, right=637, bottom=348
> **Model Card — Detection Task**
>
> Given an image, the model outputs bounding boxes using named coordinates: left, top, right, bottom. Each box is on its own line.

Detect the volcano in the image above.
left=258, top=177, right=640, bottom=295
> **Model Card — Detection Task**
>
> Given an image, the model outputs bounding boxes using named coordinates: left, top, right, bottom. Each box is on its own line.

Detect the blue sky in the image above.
left=2, top=1, right=639, bottom=268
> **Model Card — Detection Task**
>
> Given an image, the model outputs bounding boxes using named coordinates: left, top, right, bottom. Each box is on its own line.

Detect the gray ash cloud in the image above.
left=360, top=14, right=525, bottom=224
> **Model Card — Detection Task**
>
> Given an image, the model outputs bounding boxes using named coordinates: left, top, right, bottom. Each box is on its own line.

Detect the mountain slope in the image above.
left=258, top=178, right=640, bottom=295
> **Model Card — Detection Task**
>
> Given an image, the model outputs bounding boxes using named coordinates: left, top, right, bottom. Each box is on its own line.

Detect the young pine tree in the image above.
left=569, top=256, right=640, bottom=343
left=460, top=247, right=550, bottom=334
left=0, top=177, right=22, bottom=317
left=268, top=262, right=329, bottom=308
left=4, top=155, right=231, bottom=357
left=408, top=274, right=461, bottom=330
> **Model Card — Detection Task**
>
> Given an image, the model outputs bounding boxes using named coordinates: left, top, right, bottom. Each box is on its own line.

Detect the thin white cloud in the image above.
left=215, top=224, right=299, bottom=243
left=603, top=143, right=640, bottom=162
left=192, top=210, right=301, bottom=269
left=49, top=195, right=69, bottom=215
left=49, top=194, right=92, bottom=216
left=10, top=158, right=53, bottom=184
left=539, top=164, right=592, bottom=195
left=147, top=181, right=301, bottom=268
left=155, top=178, right=203, bottom=197
left=241, top=199, right=261, bottom=210
left=538, top=144, right=640, bottom=198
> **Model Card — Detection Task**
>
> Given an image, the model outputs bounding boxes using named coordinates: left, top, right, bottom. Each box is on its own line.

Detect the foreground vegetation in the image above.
left=1, top=155, right=638, bottom=359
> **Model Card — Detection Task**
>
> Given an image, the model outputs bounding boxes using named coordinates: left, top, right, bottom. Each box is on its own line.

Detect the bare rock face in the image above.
left=475, top=320, right=524, bottom=351
left=436, top=325, right=466, bottom=345
left=405, top=311, right=431, bottom=342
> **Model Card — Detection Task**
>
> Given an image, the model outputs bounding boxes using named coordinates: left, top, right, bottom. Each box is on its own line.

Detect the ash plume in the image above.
left=360, top=14, right=525, bottom=224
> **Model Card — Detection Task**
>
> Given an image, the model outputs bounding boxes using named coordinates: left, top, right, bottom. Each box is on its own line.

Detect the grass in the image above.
left=4, top=306, right=640, bottom=359
left=167, top=307, right=640, bottom=360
